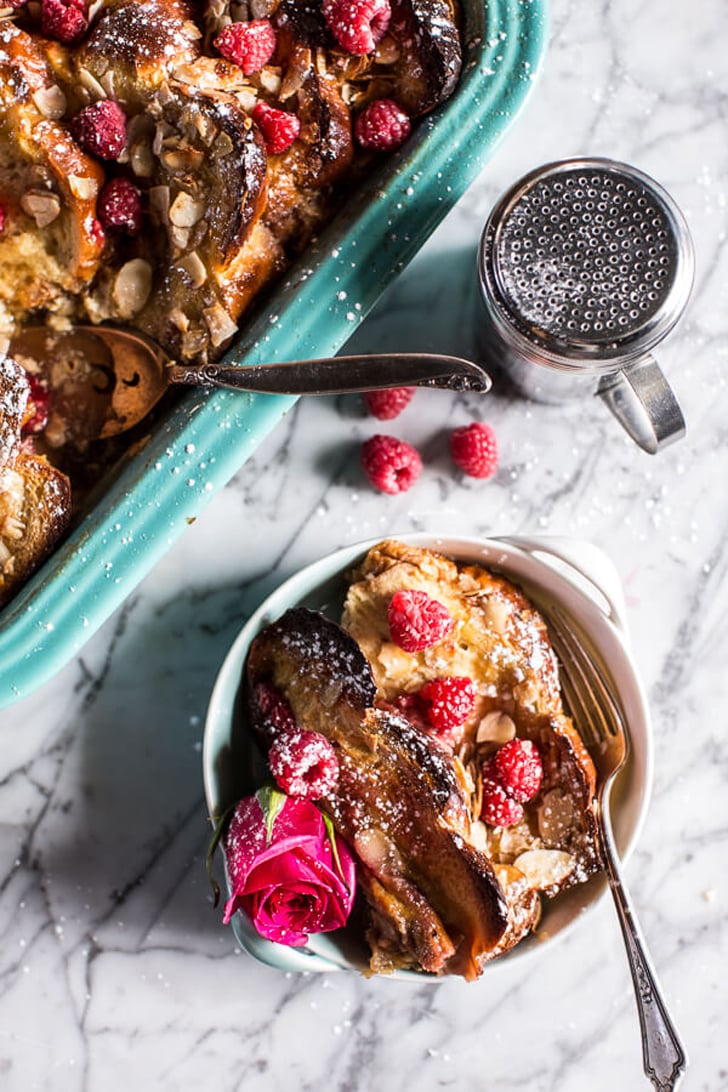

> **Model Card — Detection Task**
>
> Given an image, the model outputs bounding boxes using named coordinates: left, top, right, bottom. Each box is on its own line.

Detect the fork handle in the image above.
left=599, top=789, right=688, bottom=1090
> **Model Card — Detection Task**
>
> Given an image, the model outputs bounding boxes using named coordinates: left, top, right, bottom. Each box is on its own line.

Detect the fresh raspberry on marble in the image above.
left=252, top=102, right=301, bottom=155
left=487, top=738, right=543, bottom=803
left=254, top=680, right=298, bottom=738
left=450, top=421, right=498, bottom=479
left=97, top=178, right=142, bottom=235
left=363, top=386, right=415, bottom=420
left=268, top=729, right=339, bottom=799
left=360, top=433, right=421, bottom=494
left=388, top=588, right=453, bottom=653
left=71, top=100, right=127, bottom=160
left=21, top=375, right=50, bottom=435
left=41, top=0, right=88, bottom=42
left=418, top=676, right=476, bottom=733
left=354, top=98, right=411, bottom=151
left=323, top=0, right=391, bottom=55
left=214, top=19, right=277, bottom=75
left=480, top=778, right=524, bottom=827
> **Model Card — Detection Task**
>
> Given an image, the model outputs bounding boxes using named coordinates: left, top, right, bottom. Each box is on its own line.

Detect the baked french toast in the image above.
left=240, top=541, right=600, bottom=979
left=0, top=0, right=462, bottom=359
left=0, top=0, right=462, bottom=603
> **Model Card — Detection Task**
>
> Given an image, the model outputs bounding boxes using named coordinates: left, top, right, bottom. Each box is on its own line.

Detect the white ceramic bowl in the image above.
left=203, top=533, right=653, bottom=978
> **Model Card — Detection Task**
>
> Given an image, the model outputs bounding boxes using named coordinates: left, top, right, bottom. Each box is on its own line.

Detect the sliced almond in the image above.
left=160, top=146, right=205, bottom=173
left=112, top=259, right=152, bottom=319
left=20, top=191, right=61, bottom=228
left=32, top=85, right=67, bottom=119
left=259, top=66, right=282, bottom=95
left=169, top=224, right=191, bottom=252
left=78, top=66, right=108, bottom=101
left=203, top=303, right=237, bottom=348
left=178, top=250, right=207, bottom=288
left=68, top=175, right=98, bottom=201
left=468, top=819, right=488, bottom=852
left=169, top=191, right=205, bottom=228
left=514, top=848, right=575, bottom=890
left=483, top=595, right=510, bottom=633
left=236, top=87, right=258, bottom=113
left=538, top=789, right=577, bottom=847
left=476, top=710, right=516, bottom=744
left=130, top=140, right=154, bottom=178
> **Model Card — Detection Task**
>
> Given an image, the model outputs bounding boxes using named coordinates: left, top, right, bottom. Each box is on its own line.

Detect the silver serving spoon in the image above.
left=9, top=325, right=491, bottom=444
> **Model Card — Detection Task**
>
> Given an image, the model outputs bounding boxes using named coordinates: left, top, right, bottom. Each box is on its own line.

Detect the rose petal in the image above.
left=221, top=792, right=358, bottom=944
left=224, top=794, right=327, bottom=890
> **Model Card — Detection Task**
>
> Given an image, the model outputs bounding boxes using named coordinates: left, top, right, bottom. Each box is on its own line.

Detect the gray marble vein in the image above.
left=2, top=0, right=728, bottom=1089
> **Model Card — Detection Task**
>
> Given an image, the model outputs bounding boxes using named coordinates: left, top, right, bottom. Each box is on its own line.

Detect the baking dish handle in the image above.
left=500, top=534, right=629, bottom=635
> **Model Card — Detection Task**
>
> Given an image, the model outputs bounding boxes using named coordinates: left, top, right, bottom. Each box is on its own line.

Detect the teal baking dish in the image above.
left=0, top=0, right=548, bottom=708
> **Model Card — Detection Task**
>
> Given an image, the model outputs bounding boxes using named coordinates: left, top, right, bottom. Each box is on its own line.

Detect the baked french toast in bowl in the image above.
left=203, top=534, right=652, bottom=979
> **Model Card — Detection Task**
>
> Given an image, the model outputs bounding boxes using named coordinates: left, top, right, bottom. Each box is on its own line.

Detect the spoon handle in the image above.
left=167, top=353, right=491, bottom=395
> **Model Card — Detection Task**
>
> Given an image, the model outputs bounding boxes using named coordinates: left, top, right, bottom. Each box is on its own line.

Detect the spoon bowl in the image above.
left=9, top=325, right=491, bottom=444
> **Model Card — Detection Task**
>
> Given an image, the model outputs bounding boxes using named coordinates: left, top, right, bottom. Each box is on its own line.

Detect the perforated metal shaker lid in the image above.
left=479, top=158, right=694, bottom=369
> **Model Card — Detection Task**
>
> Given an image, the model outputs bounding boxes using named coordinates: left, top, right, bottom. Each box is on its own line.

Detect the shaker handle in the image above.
left=597, top=355, right=686, bottom=454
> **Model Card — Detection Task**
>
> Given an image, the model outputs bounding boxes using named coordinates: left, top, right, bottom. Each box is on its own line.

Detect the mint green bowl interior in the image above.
left=0, top=0, right=549, bottom=708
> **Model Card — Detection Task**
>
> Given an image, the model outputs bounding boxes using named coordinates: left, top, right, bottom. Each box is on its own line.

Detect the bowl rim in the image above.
left=203, top=531, right=654, bottom=980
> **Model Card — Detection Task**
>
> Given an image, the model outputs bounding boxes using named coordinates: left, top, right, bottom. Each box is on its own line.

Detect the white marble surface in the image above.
left=2, top=0, right=727, bottom=1088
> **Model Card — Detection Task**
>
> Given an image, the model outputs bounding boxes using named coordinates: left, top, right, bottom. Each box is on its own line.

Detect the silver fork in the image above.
left=547, top=606, right=687, bottom=1091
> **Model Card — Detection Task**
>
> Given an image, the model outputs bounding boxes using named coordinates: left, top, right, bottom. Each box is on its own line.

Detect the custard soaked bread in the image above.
left=244, top=541, right=600, bottom=978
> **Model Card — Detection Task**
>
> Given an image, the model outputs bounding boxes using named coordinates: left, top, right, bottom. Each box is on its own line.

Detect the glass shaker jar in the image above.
left=477, top=158, right=694, bottom=453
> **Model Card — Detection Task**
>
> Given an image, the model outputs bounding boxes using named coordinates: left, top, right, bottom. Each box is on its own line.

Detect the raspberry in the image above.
left=360, top=434, right=421, bottom=494
left=388, top=588, right=453, bottom=653
left=41, top=0, right=88, bottom=42
left=363, top=386, right=415, bottom=420
left=323, top=0, right=391, bottom=55
left=268, top=729, right=339, bottom=799
left=488, top=738, right=543, bottom=803
left=89, top=217, right=106, bottom=249
left=214, top=19, right=277, bottom=75
left=450, top=421, right=498, bottom=479
left=252, top=102, right=301, bottom=155
left=480, top=778, right=524, bottom=827
left=97, top=178, right=142, bottom=235
left=418, top=676, right=476, bottom=733
left=254, top=681, right=297, bottom=737
left=71, top=100, right=127, bottom=160
left=354, top=98, right=411, bottom=151
left=21, top=375, right=50, bottom=435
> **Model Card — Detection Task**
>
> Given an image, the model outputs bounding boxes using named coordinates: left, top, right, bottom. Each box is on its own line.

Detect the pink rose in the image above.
left=222, top=787, right=356, bottom=947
